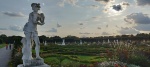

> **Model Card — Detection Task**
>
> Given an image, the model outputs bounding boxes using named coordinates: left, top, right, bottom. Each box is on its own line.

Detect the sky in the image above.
left=0, top=0, right=150, bottom=37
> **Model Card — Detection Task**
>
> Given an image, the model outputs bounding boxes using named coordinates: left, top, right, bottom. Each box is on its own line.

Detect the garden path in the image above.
left=0, top=44, right=13, bottom=67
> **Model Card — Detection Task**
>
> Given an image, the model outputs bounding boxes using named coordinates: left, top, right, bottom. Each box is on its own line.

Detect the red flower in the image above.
left=114, top=64, right=120, bottom=67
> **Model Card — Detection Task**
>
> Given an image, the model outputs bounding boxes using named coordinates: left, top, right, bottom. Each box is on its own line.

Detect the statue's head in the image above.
left=31, top=3, right=40, bottom=12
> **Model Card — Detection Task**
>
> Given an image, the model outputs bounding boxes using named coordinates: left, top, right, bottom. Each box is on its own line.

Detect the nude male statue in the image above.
left=22, top=3, right=45, bottom=66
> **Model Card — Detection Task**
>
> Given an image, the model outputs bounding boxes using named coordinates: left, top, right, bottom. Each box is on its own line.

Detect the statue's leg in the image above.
left=24, top=32, right=32, bottom=60
left=33, top=31, right=41, bottom=59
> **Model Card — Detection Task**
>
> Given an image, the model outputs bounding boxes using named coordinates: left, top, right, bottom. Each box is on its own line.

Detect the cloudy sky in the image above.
left=0, top=0, right=150, bottom=37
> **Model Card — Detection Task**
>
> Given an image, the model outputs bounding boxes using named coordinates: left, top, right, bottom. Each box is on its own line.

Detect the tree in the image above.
left=64, top=35, right=79, bottom=42
left=0, top=38, right=3, bottom=44
left=39, top=35, right=47, bottom=43
left=0, top=34, right=7, bottom=43
left=50, top=36, right=62, bottom=43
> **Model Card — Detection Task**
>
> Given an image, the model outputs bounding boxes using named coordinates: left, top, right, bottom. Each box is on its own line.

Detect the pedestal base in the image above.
left=17, top=64, right=50, bottom=67
left=17, top=58, right=50, bottom=67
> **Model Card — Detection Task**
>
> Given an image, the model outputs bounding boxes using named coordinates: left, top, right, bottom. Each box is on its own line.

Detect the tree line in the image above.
left=0, top=33, right=150, bottom=44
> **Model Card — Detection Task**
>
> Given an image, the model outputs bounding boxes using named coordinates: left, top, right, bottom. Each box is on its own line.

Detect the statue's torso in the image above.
left=23, top=12, right=38, bottom=32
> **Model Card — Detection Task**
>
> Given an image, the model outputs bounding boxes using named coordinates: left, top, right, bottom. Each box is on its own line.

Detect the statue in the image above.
left=18, top=3, right=50, bottom=67
left=62, top=39, right=65, bottom=45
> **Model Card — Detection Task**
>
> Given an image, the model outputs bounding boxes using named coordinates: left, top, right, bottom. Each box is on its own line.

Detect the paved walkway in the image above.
left=0, top=45, right=13, bottom=67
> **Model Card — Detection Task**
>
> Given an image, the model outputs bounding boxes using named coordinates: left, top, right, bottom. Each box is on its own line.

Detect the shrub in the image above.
left=127, top=54, right=150, bottom=67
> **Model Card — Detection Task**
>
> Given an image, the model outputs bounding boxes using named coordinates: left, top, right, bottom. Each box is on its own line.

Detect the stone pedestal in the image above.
left=17, top=58, right=50, bottom=67
left=17, top=64, right=50, bottom=67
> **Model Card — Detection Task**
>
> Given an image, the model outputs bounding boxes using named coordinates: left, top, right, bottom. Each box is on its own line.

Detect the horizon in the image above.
left=0, top=0, right=150, bottom=37
left=0, top=33, right=149, bottom=38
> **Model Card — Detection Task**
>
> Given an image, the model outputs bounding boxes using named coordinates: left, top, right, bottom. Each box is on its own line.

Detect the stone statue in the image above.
left=62, top=39, right=65, bottom=45
left=18, top=3, right=50, bottom=67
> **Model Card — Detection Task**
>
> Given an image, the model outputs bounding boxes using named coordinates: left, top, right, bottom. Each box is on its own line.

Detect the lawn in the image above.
left=0, top=44, right=6, bottom=48
left=44, top=55, right=107, bottom=67
left=40, top=44, right=150, bottom=67
left=77, top=55, right=107, bottom=62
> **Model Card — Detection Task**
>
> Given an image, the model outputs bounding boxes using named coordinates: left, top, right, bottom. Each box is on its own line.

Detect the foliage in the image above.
left=98, top=61, right=140, bottom=67
left=0, top=43, right=6, bottom=48
left=112, top=43, right=150, bottom=67
left=10, top=47, right=22, bottom=67
left=41, top=44, right=113, bottom=56
left=127, top=54, right=150, bottom=67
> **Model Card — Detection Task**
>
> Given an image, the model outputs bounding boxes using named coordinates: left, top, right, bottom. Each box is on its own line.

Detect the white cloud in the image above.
left=97, top=27, right=101, bottom=29
left=42, top=3, right=45, bottom=6
left=58, top=0, right=78, bottom=7
left=2, top=11, right=26, bottom=17
left=92, top=16, right=102, bottom=21
left=124, top=13, right=150, bottom=32
left=89, top=5, right=100, bottom=9
left=0, top=31, right=3, bottom=34
left=124, top=13, right=150, bottom=24
left=136, top=0, right=150, bottom=6
left=118, top=27, right=139, bottom=34
left=80, top=27, right=86, bottom=29
left=47, top=28, right=57, bottom=33
left=115, top=25, right=119, bottom=28
left=9, top=25, right=22, bottom=32
left=79, top=32, right=91, bottom=35
left=106, top=24, right=108, bottom=28
left=95, top=0, right=115, bottom=4
left=102, top=32, right=110, bottom=35
left=0, top=28, right=7, bottom=30
left=57, top=23, right=62, bottom=28
left=79, top=23, right=83, bottom=25
left=104, top=2, right=129, bottom=16
left=58, top=0, right=65, bottom=7
left=134, top=24, right=150, bottom=31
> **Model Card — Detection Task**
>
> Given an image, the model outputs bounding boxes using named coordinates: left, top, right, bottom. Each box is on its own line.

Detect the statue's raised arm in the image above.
left=37, top=13, right=45, bottom=25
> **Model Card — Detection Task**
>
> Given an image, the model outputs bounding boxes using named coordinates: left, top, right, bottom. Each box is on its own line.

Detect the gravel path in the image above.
left=0, top=45, right=13, bottom=67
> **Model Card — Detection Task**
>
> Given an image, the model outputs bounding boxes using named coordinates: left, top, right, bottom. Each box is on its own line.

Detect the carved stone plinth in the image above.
left=17, top=58, right=50, bottom=67
left=17, top=64, right=50, bottom=67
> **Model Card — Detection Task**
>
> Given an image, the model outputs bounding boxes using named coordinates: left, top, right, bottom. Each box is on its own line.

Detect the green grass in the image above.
left=77, top=55, right=107, bottom=62
left=43, top=55, right=107, bottom=67
left=0, top=44, right=6, bottom=48
left=32, top=49, right=45, bottom=53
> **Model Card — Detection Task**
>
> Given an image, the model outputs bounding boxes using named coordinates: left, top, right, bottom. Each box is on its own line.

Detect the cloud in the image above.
left=58, top=1, right=65, bottom=7
left=97, top=27, right=101, bottom=29
left=106, top=24, right=108, bottom=28
left=47, top=28, right=57, bottom=33
left=136, top=0, right=150, bottom=6
left=0, top=28, right=7, bottom=30
left=112, top=2, right=129, bottom=11
left=80, top=35, right=88, bottom=38
left=124, top=13, right=150, bottom=24
left=95, top=0, right=114, bottom=4
left=118, top=27, right=139, bottom=34
left=134, top=24, right=150, bottom=31
left=2, top=11, right=26, bottom=17
left=80, top=27, right=86, bottom=29
left=9, top=25, right=22, bottom=32
left=0, top=31, right=3, bottom=34
left=42, top=3, right=45, bottom=6
left=115, top=25, right=119, bottom=28
left=58, top=0, right=78, bottom=7
left=122, top=2, right=130, bottom=6
left=92, top=16, right=102, bottom=21
left=102, top=32, right=110, bottom=35
left=79, top=32, right=91, bottom=35
left=79, top=23, right=83, bottom=25
left=104, top=2, right=129, bottom=16
left=112, top=4, right=122, bottom=11
left=57, top=23, right=62, bottom=28
left=89, top=5, right=100, bottom=9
